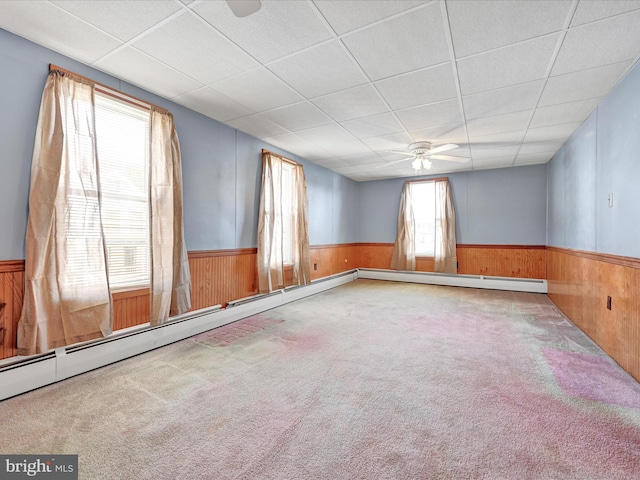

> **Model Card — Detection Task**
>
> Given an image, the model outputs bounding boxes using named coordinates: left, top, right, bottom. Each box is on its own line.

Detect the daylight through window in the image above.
left=95, top=93, right=150, bottom=289
left=411, top=181, right=438, bottom=256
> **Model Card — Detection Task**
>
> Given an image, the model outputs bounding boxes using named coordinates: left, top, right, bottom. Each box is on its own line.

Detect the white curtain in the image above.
left=257, top=151, right=310, bottom=293
left=18, top=70, right=112, bottom=354
left=390, top=182, right=415, bottom=270
left=434, top=179, right=457, bottom=274
left=149, top=109, right=192, bottom=325
left=391, top=179, right=457, bottom=274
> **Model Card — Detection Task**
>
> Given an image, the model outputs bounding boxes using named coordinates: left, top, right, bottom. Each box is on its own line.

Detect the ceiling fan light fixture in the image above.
left=412, top=158, right=422, bottom=170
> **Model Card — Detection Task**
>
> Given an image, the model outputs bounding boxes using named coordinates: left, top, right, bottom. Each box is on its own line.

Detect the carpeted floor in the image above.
left=1, top=279, right=640, bottom=479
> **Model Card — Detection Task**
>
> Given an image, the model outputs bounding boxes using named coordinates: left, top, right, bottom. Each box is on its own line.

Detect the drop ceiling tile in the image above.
left=336, top=153, right=382, bottom=166
left=341, top=113, right=406, bottom=139
left=313, top=0, right=428, bottom=35
left=471, top=144, right=521, bottom=161
left=211, top=67, right=303, bottom=113
left=530, top=97, right=600, bottom=128
left=514, top=152, right=555, bottom=165
left=457, top=34, right=560, bottom=95
left=324, top=140, right=377, bottom=157
left=375, top=63, right=457, bottom=110
left=94, top=47, right=202, bottom=98
left=361, top=132, right=414, bottom=152
left=518, top=140, right=565, bottom=155
left=468, top=129, right=527, bottom=145
left=226, top=114, right=289, bottom=139
left=539, top=62, right=630, bottom=106
left=342, top=3, right=449, bottom=81
left=431, top=158, right=472, bottom=171
left=552, top=9, right=640, bottom=76
left=268, top=40, right=367, bottom=98
left=312, top=85, right=389, bottom=122
left=395, top=99, right=462, bottom=131
left=466, top=110, right=531, bottom=138
left=447, top=0, right=571, bottom=58
left=132, top=12, right=259, bottom=85
left=296, top=123, right=357, bottom=145
left=462, top=81, right=543, bottom=120
left=332, top=165, right=364, bottom=175
left=261, top=102, right=333, bottom=132
left=0, top=1, right=121, bottom=64
left=523, top=122, right=581, bottom=143
left=262, top=133, right=333, bottom=161
left=408, top=123, right=467, bottom=145
left=193, top=0, right=333, bottom=63
left=51, top=0, right=182, bottom=41
left=174, top=87, right=252, bottom=122
left=571, top=1, right=640, bottom=26
left=472, top=157, right=516, bottom=170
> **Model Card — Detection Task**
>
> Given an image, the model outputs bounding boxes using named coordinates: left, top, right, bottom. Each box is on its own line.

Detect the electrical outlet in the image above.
left=607, top=296, right=612, bottom=310
left=313, top=263, right=317, bottom=271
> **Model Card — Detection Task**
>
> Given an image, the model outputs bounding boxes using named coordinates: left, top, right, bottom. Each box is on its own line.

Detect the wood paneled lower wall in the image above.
left=356, top=243, right=547, bottom=279
left=547, top=247, right=640, bottom=382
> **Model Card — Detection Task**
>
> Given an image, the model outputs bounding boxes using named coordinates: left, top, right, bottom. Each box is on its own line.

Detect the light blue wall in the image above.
left=0, top=28, right=358, bottom=260
left=357, top=164, right=548, bottom=245
left=547, top=59, right=640, bottom=258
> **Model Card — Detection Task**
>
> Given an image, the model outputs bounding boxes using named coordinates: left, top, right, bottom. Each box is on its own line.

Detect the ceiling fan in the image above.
left=382, top=142, right=469, bottom=171
left=226, top=0, right=262, bottom=18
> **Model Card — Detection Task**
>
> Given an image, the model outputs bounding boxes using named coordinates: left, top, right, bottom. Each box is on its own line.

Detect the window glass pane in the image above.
left=412, top=182, right=436, bottom=256
left=95, top=93, right=150, bottom=289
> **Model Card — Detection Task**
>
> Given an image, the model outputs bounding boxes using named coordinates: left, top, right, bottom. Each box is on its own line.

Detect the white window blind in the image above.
left=411, top=181, right=437, bottom=256
left=94, top=93, right=150, bottom=290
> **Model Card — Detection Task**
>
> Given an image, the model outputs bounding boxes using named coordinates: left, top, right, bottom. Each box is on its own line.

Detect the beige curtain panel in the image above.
left=434, top=179, right=458, bottom=274
left=18, top=71, right=113, bottom=355
left=257, top=151, right=310, bottom=293
left=149, top=109, right=192, bottom=325
left=18, top=70, right=191, bottom=355
left=391, top=182, right=416, bottom=271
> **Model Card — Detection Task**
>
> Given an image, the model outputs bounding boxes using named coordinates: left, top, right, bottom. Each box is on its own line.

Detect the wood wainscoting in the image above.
left=311, top=244, right=358, bottom=279
left=0, top=261, right=24, bottom=359
left=457, top=244, right=547, bottom=279
left=547, top=247, right=640, bottom=382
left=356, top=243, right=546, bottom=279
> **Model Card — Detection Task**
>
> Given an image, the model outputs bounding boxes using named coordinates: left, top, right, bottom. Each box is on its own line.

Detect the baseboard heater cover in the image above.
left=356, top=268, right=547, bottom=293
left=0, top=271, right=357, bottom=401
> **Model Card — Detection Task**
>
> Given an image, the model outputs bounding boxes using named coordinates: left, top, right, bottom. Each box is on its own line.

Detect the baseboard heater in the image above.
left=0, top=270, right=358, bottom=401
left=357, top=268, right=547, bottom=294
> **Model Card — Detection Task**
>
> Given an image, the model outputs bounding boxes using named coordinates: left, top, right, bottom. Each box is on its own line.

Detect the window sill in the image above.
left=111, top=287, right=150, bottom=301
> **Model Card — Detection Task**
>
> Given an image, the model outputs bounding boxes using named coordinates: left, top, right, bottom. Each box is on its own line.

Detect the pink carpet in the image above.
left=1, top=279, right=639, bottom=479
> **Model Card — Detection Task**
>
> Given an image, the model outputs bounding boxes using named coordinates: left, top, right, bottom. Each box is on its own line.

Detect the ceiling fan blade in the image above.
left=375, top=157, right=412, bottom=168
left=430, top=154, right=469, bottom=163
left=385, top=150, right=415, bottom=157
left=430, top=143, right=459, bottom=154
left=227, top=0, right=262, bottom=18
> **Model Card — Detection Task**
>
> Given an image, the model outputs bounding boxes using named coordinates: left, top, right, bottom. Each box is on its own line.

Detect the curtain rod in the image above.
left=262, top=149, right=299, bottom=165
left=404, top=176, right=449, bottom=184
left=49, top=64, right=170, bottom=115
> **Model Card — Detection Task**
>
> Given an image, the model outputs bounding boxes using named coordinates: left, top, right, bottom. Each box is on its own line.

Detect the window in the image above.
left=95, top=93, right=151, bottom=289
left=66, top=92, right=150, bottom=290
left=411, top=181, right=438, bottom=256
